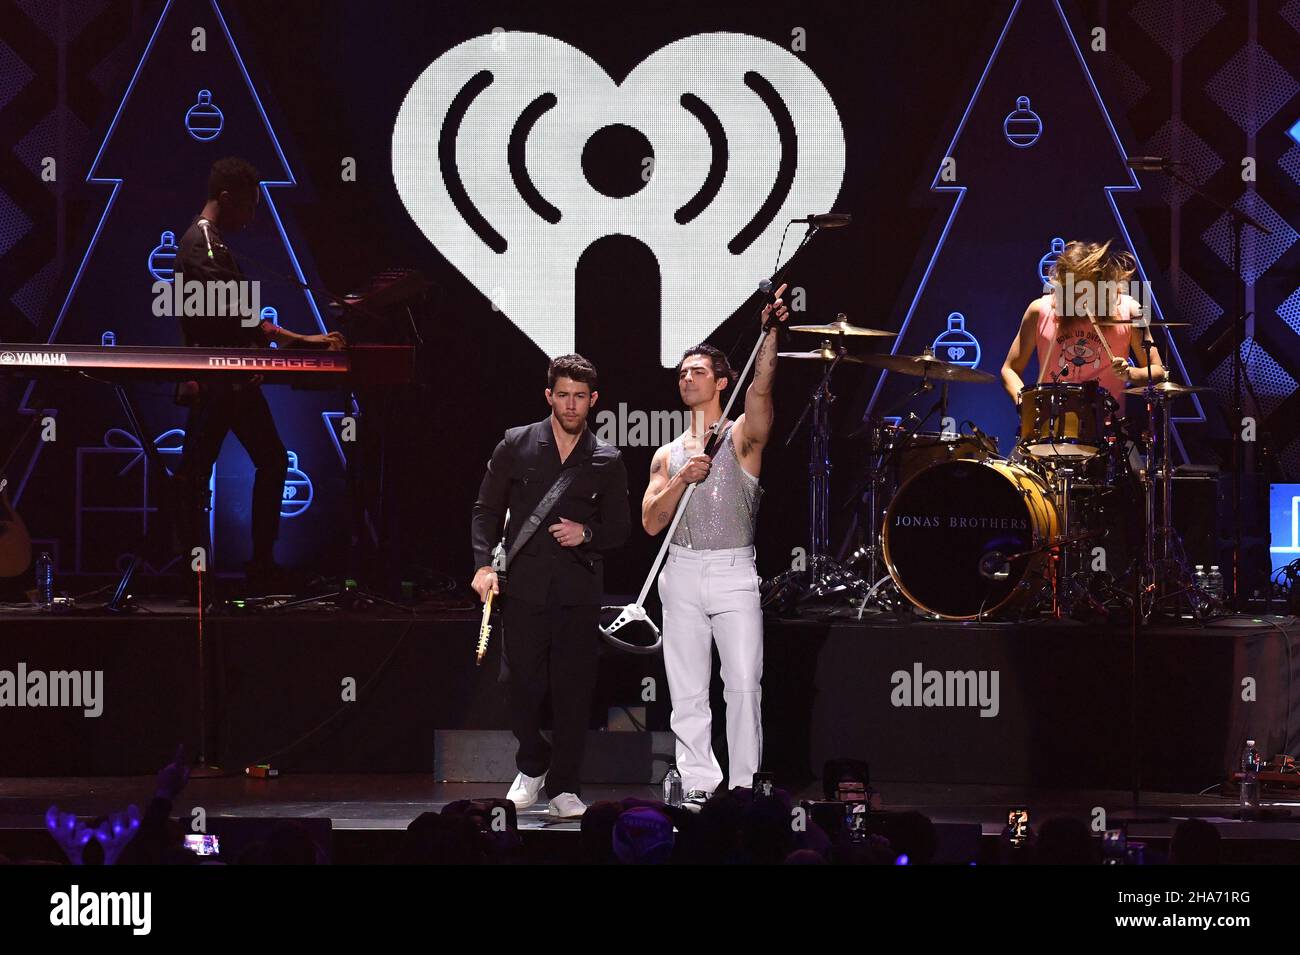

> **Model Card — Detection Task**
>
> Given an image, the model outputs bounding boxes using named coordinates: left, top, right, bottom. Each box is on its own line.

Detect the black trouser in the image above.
left=502, top=578, right=600, bottom=799
left=176, top=382, right=287, bottom=564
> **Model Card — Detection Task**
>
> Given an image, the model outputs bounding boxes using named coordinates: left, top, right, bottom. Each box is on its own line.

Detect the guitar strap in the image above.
left=503, top=467, right=580, bottom=570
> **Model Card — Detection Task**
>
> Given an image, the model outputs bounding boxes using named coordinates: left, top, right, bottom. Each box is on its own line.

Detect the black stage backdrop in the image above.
left=0, top=0, right=1295, bottom=590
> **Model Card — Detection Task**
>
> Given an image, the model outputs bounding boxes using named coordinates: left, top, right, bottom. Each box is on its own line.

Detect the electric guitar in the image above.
left=475, top=514, right=509, bottom=666
left=475, top=589, right=495, bottom=667
left=0, top=476, right=32, bottom=578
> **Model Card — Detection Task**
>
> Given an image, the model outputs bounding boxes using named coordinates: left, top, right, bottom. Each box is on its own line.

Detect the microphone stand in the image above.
left=601, top=223, right=829, bottom=650
left=1143, top=162, right=1272, bottom=611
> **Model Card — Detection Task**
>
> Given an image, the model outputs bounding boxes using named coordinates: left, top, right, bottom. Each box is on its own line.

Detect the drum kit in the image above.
left=764, top=314, right=1214, bottom=622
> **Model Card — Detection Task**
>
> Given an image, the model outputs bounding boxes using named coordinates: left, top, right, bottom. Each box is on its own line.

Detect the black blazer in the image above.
left=471, top=417, right=630, bottom=605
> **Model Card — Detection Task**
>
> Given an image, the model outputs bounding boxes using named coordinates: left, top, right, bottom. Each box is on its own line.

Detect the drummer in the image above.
left=1000, top=239, right=1166, bottom=407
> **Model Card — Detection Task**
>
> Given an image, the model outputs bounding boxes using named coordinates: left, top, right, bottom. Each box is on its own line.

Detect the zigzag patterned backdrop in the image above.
left=1085, top=0, right=1300, bottom=474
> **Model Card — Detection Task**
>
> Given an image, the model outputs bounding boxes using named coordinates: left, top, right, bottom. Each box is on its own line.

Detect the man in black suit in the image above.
left=470, top=354, right=630, bottom=818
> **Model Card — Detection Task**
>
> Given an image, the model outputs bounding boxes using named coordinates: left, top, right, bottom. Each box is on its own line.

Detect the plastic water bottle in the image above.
left=1209, top=566, right=1224, bottom=601
left=35, top=551, right=53, bottom=608
left=663, top=765, right=683, bottom=807
left=1240, top=739, right=1261, bottom=813
left=1194, top=564, right=1207, bottom=592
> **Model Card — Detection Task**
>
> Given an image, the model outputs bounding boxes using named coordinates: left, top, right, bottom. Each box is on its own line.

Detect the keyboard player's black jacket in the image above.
left=471, top=417, right=630, bottom=606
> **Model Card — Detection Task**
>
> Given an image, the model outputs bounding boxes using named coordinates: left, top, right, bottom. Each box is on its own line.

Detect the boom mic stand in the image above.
left=1141, top=160, right=1272, bottom=610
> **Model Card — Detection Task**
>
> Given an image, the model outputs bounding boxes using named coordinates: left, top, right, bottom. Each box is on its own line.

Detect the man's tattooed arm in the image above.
left=641, top=445, right=687, bottom=534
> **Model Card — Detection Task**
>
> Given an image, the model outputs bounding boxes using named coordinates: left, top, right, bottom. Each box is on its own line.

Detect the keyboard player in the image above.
left=173, top=157, right=344, bottom=592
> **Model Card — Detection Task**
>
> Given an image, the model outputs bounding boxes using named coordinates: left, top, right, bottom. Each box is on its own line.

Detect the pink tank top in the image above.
left=1034, top=293, right=1132, bottom=400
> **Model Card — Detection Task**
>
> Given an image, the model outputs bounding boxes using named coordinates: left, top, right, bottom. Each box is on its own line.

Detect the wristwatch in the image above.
left=581, top=525, right=593, bottom=545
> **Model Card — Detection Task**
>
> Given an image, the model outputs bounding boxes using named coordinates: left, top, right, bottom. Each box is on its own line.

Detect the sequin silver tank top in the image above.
left=667, top=421, right=762, bottom=549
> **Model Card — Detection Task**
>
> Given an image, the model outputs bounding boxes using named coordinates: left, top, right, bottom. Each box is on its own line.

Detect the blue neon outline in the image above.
left=16, top=0, right=328, bottom=505
left=932, top=312, right=981, bottom=368
left=865, top=0, right=1203, bottom=462
left=322, top=411, right=348, bottom=468
left=1288, top=117, right=1300, bottom=146
left=280, top=449, right=313, bottom=517
left=147, top=229, right=178, bottom=282
left=1003, top=95, right=1042, bottom=148
left=184, top=88, right=224, bottom=141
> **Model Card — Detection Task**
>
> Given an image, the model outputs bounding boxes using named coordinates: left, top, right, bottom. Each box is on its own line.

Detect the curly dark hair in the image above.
left=547, top=354, right=598, bottom=391
left=676, top=344, right=734, bottom=392
left=207, top=157, right=260, bottom=201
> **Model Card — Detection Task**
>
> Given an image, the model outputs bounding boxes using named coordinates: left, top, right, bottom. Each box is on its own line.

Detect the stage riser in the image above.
left=764, top=618, right=1295, bottom=792
left=1, top=614, right=1291, bottom=792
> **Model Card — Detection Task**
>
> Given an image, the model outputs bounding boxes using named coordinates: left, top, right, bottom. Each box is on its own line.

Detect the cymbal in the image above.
left=789, top=319, right=896, bottom=338
left=777, top=346, right=866, bottom=364
left=1093, top=320, right=1190, bottom=327
left=858, top=351, right=998, bottom=384
left=1121, top=380, right=1213, bottom=398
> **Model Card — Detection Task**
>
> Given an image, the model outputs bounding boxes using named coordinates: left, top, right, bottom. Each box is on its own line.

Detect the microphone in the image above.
left=966, top=421, right=997, bottom=456
left=1125, top=156, right=1181, bottom=172
left=790, top=213, right=852, bottom=228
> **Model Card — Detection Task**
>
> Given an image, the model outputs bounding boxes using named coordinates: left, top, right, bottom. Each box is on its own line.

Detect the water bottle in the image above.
left=662, top=765, right=683, bottom=807
left=1240, top=739, right=1261, bottom=813
left=35, top=551, right=53, bottom=608
left=1194, top=564, right=1207, bottom=592
left=1209, top=566, right=1224, bottom=601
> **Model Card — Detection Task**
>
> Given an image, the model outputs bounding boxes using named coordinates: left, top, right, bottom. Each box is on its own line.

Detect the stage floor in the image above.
left=0, top=772, right=1285, bottom=834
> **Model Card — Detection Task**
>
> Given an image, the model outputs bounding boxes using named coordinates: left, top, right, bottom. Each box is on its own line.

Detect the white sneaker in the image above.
left=506, top=771, right=547, bottom=810
left=682, top=789, right=712, bottom=813
left=547, top=792, right=588, bottom=818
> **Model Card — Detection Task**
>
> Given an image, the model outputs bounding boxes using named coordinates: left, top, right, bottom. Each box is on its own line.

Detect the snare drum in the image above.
left=1018, top=381, right=1114, bottom=459
left=883, top=459, right=1059, bottom=620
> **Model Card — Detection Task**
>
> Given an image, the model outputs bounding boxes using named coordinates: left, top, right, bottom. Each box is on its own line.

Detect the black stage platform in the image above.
left=2, top=601, right=1295, bottom=791
left=4, top=600, right=1299, bottom=863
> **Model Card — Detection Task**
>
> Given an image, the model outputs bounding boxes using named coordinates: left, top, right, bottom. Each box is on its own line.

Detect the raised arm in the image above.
left=736, top=284, right=789, bottom=454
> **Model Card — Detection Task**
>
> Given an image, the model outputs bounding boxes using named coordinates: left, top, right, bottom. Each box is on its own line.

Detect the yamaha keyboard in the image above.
left=0, top=342, right=414, bottom=386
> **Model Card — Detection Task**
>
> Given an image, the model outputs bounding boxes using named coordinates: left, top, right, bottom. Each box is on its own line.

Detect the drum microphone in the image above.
left=978, top=551, right=1011, bottom=581
left=789, top=213, right=852, bottom=228
left=966, top=422, right=997, bottom=455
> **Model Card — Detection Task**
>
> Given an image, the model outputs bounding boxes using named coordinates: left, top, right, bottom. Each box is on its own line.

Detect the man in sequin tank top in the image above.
left=642, top=286, right=789, bottom=809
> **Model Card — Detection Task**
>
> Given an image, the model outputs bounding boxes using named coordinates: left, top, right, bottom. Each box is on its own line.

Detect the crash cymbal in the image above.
left=1121, top=380, right=1214, bottom=398
left=789, top=316, right=896, bottom=338
left=858, top=351, right=998, bottom=384
left=777, top=346, right=866, bottom=364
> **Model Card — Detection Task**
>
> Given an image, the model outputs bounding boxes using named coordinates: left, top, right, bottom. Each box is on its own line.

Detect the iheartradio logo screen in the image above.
left=391, top=30, right=846, bottom=366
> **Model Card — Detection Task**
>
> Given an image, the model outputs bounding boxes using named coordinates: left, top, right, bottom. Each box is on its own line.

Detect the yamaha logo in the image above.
left=0, top=352, right=14, bottom=364
left=392, top=30, right=845, bottom=366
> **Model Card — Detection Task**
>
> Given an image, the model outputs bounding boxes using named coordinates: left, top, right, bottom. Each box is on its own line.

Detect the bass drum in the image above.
left=883, top=459, right=1058, bottom=620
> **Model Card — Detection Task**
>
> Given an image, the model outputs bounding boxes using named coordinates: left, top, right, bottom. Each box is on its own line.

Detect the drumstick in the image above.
left=1088, top=311, right=1118, bottom=364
